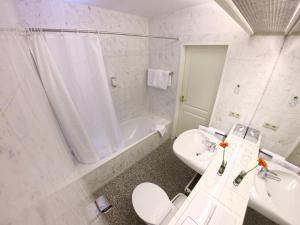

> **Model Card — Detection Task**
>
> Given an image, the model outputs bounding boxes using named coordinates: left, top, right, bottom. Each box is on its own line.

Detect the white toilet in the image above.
left=132, top=182, right=187, bottom=225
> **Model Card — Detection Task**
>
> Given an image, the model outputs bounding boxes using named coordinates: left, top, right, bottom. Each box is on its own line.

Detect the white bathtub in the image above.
left=120, top=115, right=170, bottom=148
left=69, top=114, right=171, bottom=191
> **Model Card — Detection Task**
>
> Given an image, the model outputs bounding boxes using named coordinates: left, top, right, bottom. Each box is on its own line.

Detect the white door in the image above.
left=176, top=45, right=228, bottom=135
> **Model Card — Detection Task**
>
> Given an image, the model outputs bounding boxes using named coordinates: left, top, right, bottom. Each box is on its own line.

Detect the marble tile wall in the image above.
left=0, top=0, right=152, bottom=224
left=100, top=34, right=149, bottom=121
left=148, top=1, right=290, bottom=152
left=0, top=31, right=79, bottom=224
left=1, top=0, right=150, bottom=122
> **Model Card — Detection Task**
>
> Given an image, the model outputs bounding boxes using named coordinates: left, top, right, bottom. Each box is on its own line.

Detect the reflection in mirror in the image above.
left=288, top=141, right=300, bottom=166
left=249, top=35, right=300, bottom=160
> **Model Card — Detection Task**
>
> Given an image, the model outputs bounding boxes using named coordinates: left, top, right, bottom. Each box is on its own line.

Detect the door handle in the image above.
left=180, top=95, right=185, bottom=102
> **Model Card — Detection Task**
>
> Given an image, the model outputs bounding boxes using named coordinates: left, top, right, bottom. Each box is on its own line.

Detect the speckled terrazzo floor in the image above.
left=94, top=139, right=278, bottom=225
left=243, top=208, right=278, bottom=225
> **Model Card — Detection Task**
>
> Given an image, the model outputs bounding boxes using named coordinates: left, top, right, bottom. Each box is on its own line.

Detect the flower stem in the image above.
left=245, top=164, right=259, bottom=174
left=222, top=148, right=225, bottom=163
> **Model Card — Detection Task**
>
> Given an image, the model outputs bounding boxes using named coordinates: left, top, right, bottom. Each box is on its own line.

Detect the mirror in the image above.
left=248, top=35, right=300, bottom=160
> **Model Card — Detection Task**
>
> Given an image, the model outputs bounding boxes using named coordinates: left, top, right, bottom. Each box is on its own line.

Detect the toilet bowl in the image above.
left=132, top=182, right=186, bottom=225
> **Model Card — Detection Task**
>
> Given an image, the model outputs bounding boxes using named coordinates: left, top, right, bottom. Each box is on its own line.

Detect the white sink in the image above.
left=174, top=129, right=300, bottom=224
left=173, top=129, right=220, bottom=174
left=249, top=161, right=300, bottom=225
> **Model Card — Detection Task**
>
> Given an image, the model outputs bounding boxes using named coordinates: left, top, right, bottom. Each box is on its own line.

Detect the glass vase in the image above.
left=217, top=161, right=227, bottom=176
left=233, top=170, right=247, bottom=186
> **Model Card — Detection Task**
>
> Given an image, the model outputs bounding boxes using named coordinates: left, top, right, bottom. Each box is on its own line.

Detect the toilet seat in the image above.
left=132, top=182, right=174, bottom=225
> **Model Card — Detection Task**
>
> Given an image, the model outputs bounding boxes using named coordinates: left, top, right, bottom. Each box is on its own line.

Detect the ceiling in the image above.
left=232, top=0, right=300, bottom=33
left=64, top=0, right=211, bottom=18
left=66, top=0, right=300, bottom=34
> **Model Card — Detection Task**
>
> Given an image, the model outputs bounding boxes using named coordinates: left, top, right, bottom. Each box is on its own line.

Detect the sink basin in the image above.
left=174, top=129, right=300, bottom=224
left=249, top=161, right=300, bottom=225
left=173, top=129, right=220, bottom=174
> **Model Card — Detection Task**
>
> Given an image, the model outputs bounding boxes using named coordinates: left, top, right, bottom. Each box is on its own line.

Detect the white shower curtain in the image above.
left=31, top=32, right=122, bottom=164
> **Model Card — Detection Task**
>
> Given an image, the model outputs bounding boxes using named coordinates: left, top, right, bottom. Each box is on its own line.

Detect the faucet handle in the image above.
left=259, top=167, right=278, bottom=176
left=258, top=167, right=281, bottom=181
left=258, top=167, right=268, bottom=177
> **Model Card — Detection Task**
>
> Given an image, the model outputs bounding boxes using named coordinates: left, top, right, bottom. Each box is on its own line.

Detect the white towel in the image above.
left=260, top=148, right=300, bottom=173
left=272, top=154, right=300, bottom=173
left=147, top=69, right=171, bottom=90
left=155, top=124, right=167, bottom=137
left=198, top=125, right=226, bottom=136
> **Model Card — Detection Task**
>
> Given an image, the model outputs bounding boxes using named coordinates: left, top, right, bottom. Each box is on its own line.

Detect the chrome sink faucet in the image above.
left=258, top=168, right=281, bottom=182
left=196, top=141, right=216, bottom=156
left=207, top=141, right=217, bottom=152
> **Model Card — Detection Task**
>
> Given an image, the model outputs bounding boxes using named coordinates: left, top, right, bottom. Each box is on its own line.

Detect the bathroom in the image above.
left=0, top=0, right=299, bottom=224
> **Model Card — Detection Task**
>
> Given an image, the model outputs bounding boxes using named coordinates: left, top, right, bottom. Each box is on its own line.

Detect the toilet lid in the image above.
left=132, top=182, right=173, bottom=225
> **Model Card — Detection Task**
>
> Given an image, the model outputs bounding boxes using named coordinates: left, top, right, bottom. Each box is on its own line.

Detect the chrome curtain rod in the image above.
left=22, top=27, right=179, bottom=40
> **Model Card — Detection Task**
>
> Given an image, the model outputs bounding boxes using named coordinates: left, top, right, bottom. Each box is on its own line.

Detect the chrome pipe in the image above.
left=26, top=27, right=179, bottom=40
left=0, top=27, right=179, bottom=40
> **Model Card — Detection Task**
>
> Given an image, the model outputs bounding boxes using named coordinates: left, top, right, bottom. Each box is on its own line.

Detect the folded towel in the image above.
left=260, top=148, right=300, bottom=173
left=155, top=124, right=167, bottom=137
left=198, top=125, right=226, bottom=136
left=147, top=69, right=171, bottom=90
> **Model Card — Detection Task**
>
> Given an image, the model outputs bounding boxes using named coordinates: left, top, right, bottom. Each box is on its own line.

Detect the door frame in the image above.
left=172, top=42, right=231, bottom=138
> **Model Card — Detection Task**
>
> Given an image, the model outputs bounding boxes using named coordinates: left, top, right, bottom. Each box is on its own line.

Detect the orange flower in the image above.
left=219, top=141, right=229, bottom=149
left=258, top=158, right=268, bottom=169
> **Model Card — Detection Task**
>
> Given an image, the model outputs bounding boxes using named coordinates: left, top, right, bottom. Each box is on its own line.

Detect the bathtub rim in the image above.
left=50, top=115, right=171, bottom=196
